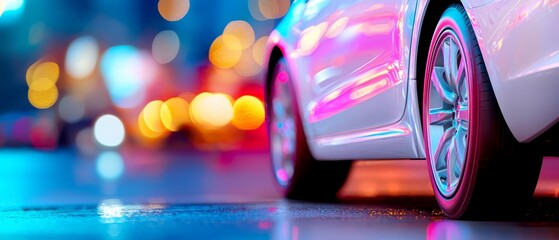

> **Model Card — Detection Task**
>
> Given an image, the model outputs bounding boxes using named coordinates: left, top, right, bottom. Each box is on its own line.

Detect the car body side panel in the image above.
left=295, top=0, right=414, bottom=138
left=466, top=0, right=559, bottom=142
left=265, top=0, right=425, bottom=160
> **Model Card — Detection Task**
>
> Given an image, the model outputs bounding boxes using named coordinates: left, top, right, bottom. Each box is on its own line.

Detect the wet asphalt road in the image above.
left=1, top=148, right=559, bottom=239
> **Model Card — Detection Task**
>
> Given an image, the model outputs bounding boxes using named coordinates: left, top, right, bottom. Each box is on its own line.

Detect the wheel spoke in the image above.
left=446, top=137, right=456, bottom=190
left=429, top=107, right=454, bottom=125
left=455, top=59, right=467, bottom=100
left=434, top=127, right=456, bottom=174
left=431, top=67, right=457, bottom=104
left=458, top=103, right=469, bottom=128
left=443, top=38, right=460, bottom=92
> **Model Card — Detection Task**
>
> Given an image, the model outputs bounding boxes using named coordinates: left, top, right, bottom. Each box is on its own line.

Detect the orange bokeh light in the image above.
left=231, top=95, right=265, bottom=130
left=160, top=97, right=190, bottom=132
left=223, top=20, right=255, bottom=50
left=252, top=36, right=268, bottom=66
left=138, top=109, right=166, bottom=139
left=158, top=0, right=190, bottom=21
left=142, top=100, right=167, bottom=134
left=209, top=35, right=243, bottom=69
left=258, top=0, right=290, bottom=19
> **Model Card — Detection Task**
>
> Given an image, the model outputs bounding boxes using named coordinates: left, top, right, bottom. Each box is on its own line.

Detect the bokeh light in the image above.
left=0, top=0, right=25, bottom=25
left=65, top=36, right=99, bottom=79
left=30, top=116, right=58, bottom=149
left=248, top=0, right=265, bottom=20
left=160, top=97, right=190, bottom=132
left=232, top=95, right=265, bottom=130
left=158, top=0, right=190, bottom=22
left=142, top=100, right=166, bottom=134
left=27, top=61, right=59, bottom=87
left=76, top=127, right=96, bottom=156
left=94, top=114, right=126, bottom=147
left=96, top=151, right=125, bottom=181
left=28, top=21, right=45, bottom=45
left=58, top=95, right=85, bottom=123
left=152, top=30, right=180, bottom=64
left=252, top=36, right=268, bottom=66
left=101, top=45, right=155, bottom=108
left=209, top=35, right=242, bottom=69
left=258, top=0, right=290, bottom=20
left=234, top=48, right=262, bottom=77
left=138, top=109, right=166, bottom=139
left=190, top=93, right=233, bottom=128
left=25, top=61, right=60, bottom=109
left=27, top=88, right=58, bottom=109
left=223, top=20, right=255, bottom=50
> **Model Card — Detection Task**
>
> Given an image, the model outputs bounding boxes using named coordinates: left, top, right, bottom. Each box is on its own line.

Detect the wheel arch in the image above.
left=414, top=0, right=462, bottom=109
left=264, top=46, right=286, bottom=116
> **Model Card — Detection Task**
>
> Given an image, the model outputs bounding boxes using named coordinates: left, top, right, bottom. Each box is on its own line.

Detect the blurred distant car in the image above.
left=263, top=0, right=559, bottom=219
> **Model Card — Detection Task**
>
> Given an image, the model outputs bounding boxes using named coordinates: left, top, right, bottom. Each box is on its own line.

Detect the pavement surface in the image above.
left=1, top=148, right=559, bottom=239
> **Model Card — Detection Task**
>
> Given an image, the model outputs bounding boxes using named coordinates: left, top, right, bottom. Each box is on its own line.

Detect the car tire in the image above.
left=268, top=58, right=352, bottom=201
left=422, top=4, right=542, bottom=219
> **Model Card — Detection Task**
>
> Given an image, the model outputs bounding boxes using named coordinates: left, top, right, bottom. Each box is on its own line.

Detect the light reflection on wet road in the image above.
left=1, top=148, right=559, bottom=239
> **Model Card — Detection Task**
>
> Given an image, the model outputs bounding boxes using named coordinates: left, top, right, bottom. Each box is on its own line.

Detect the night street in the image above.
left=1, top=149, right=559, bottom=239
left=2, top=0, right=559, bottom=238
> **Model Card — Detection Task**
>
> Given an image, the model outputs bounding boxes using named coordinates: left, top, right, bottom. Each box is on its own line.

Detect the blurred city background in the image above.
left=0, top=0, right=284, bottom=153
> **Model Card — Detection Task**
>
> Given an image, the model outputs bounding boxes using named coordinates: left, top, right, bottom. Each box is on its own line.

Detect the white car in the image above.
left=263, top=0, right=559, bottom=219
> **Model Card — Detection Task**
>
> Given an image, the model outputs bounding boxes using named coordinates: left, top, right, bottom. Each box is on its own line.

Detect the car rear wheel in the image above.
left=268, top=58, right=351, bottom=200
left=423, top=4, right=542, bottom=219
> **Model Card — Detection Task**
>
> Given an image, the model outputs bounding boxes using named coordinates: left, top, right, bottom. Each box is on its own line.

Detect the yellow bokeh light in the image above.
left=29, top=77, right=56, bottom=91
left=138, top=110, right=166, bottom=139
left=27, top=61, right=59, bottom=87
left=190, top=93, right=234, bottom=128
left=28, top=86, right=58, bottom=109
left=142, top=100, right=166, bottom=134
left=158, top=0, right=190, bottom=21
left=160, top=97, right=190, bottom=132
left=223, top=21, right=255, bottom=50
left=209, top=35, right=242, bottom=69
left=252, top=36, right=268, bottom=66
left=258, top=0, right=290, bottom=19
left=26, top=60, right=40, bottom=85
left=232, top=96, right=265, bottom=130
left=26, top=60, right=60, bottom=110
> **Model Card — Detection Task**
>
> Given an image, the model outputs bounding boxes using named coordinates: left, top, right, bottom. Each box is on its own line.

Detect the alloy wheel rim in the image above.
left=270, top=70, right=296, bottom=187
left=427, top=32, right=470, bottom=198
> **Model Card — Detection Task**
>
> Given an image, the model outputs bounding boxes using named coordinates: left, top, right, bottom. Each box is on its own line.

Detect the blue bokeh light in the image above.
left=100, top=45, right=149, bottom=108
left=96, top=151, right=125, bottom=181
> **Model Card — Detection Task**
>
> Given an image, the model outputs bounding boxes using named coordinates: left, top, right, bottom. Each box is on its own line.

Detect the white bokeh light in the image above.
left=94, top=114, right=125, bottom=147
left=58, top=95, right=85, bottom=123
left=65, top=36, right=99, bottom=79
left=151, top=30, right=180, bottom=64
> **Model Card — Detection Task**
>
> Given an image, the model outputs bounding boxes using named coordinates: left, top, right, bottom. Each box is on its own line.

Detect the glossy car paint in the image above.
left=264, top=0, right=559, bottom=160
left=466, top=0, right=559, bottom=142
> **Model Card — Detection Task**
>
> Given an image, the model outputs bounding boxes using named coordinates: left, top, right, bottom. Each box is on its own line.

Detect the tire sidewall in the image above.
left=267, top=59, right=310, bottom=195
left=423, top=6, right=480, bottom=218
